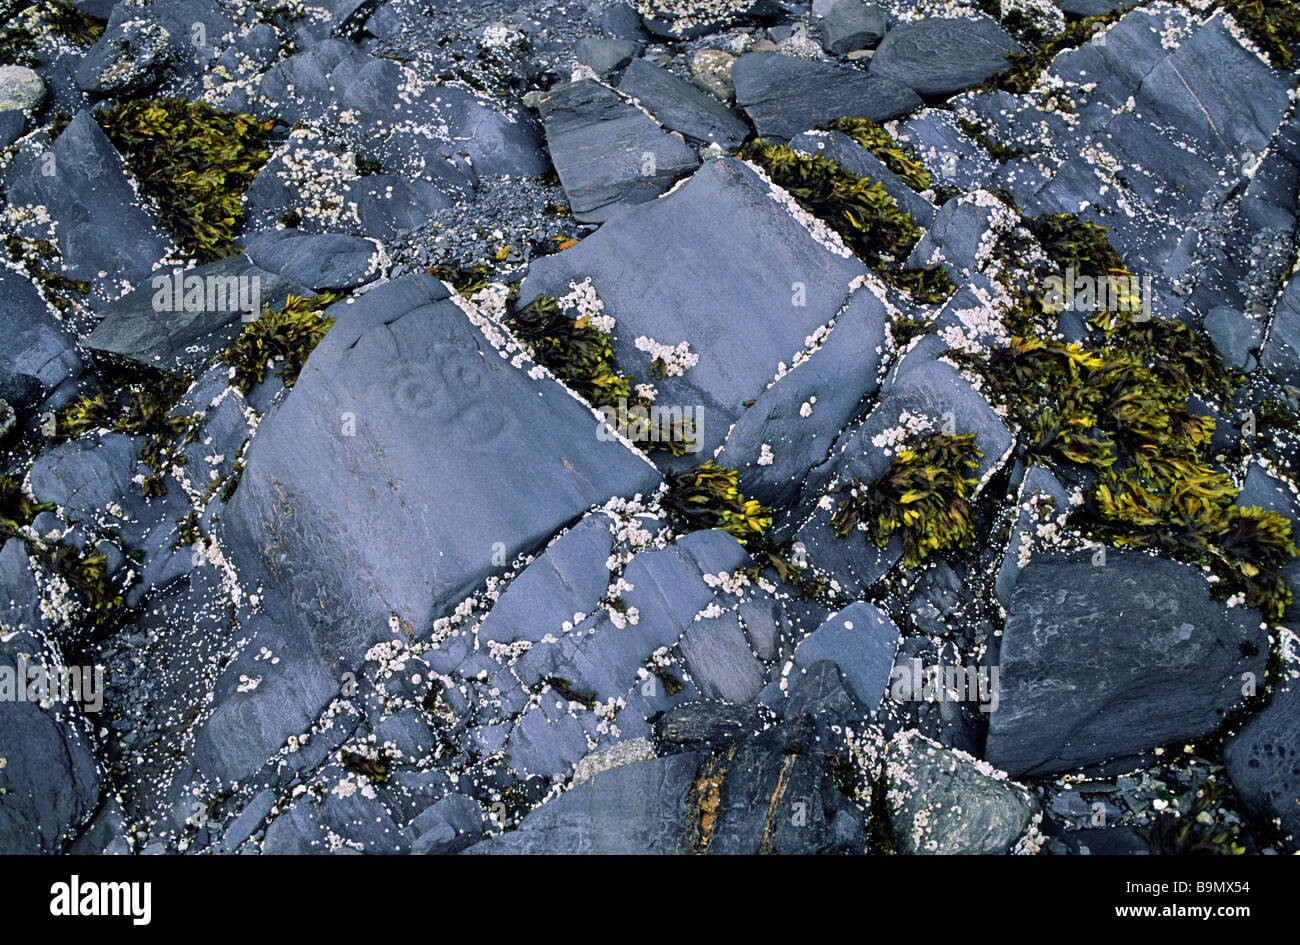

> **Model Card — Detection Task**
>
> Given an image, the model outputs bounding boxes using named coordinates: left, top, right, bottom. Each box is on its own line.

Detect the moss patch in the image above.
left=830, top=432, right=982, bottom=569
left=96, top=99, right=274, bottom=263
left=663, top=461, right=772, bottom=545
left=741, top=140, right=955, bottom=304
left=222, top=293, right=341, bottom=395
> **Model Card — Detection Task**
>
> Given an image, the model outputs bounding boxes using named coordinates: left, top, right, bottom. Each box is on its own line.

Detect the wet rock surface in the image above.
left=0, top=0, right=1298, bottom=857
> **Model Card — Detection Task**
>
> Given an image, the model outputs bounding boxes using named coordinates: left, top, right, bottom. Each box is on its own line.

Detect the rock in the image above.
left=1261, top=272, right=1300, bottom=387
left=573, top=36, right=641, bottom=74
left=791, top=602, right=900, bottom=710
left=538, top=78, right=700, bottom=223
left=885, top=731, right=1039, bottom=854
left=242, top=231, right=383, bottom=291
left=1203, top=306, right=1262, bottom=371
left=0, top=268, right=82, bottom=391
left=0, top=65, right=43, bottom=112
left=474, top=516, right=613, bottom=647
left=678, top=609, right=768, bottom=703
left=520, top=158, right=867, bottom=460
left=464, top=753, right=705, bottom=853
left=0, top=543, right=101, bottom=854
left=618, top=59, right=749, bottom=149
left=652, top=701, right=773, bottom=753
left=691, top=49, right=736, bottom=81
left=986, top=550, right=1269, bottom=777
left=86, top=255, right=310, bottom=374
left=410, top=795, right=486, bottom=854
left=716, top=282, right=889, bottom=509
left=75, top=20, right=173, bottom=95
left=994, top=465, right=1072, bottom=609
left=732, top=52, right=922, bottom=140
left=221, top=273, right=662, bottom=674
left=869, top=17, right=1023, bottom=98
left=29, top=433, right=139, bottom=521
left=7, top=111, right=171, bottom=297
left=820, top=1, right=887, bottom=56
left=0, top=372, right=45, bottom=417
left=0, top=109, right=23, bottom=148
left=1224, top=680, right=1300, bottom=850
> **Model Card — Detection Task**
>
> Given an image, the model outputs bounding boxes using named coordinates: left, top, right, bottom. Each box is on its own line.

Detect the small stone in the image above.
left=0, top=65, right=43, bottom=112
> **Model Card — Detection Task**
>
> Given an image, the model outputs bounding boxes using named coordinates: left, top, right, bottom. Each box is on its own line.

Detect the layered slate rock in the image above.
left=885, top=731, right=1039, bottom=854
left=1224, top=680, right=1300, bottom=849
left=0, top=266, right=82, bottom=391
left=521, top=158, right=868, bottom=459
left=717, top=283, right=889, bottom=509
left=221, top=274, right=662, bottom=674
left=7, top=111, right=171, bottom=297
left=87, top=255, right=310, bottom=374
left=790, top=601, right=900, bottom=710
left=0, top=543, right=101, bottom=854
left=538, top=78, right=700, bottom=223
left=869, top=17, right=1023, bottom=98
left=732, top=52, right=921, bottom=140
left=471, top=661, right=871, bottom=854
left=986, top=550, right=1269, bottom=777
left=617, top=59, right=749, bottom=149
left=638, top=0, right=782, bottom=40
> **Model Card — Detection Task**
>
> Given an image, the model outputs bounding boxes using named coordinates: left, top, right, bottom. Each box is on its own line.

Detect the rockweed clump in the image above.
left=830, top=432, right=983, bottom=569
left=663, top=461, right=772, bottom=545
left=740, top=139, right=955, bottom=304
left=97, top=99, right=274, bottom=263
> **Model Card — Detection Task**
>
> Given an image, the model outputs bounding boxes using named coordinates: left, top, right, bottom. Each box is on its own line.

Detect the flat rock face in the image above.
left=522, top=158, right=867, bottom=460
left=221, top=274, right=661, bottom=673
left=617, top=58, right=749, bottom=149
left=732, top=52, right=922, bottom=139
left=0, top=266, right=81, bottom=391
left=538, top=78, right=700, bottom=223
left=0, top=543, right=101, bottom=854
left=1224, top=681, right=1300, bottom=849
left=886, top=732, right=1039, bottom=854
left=869, top=17, right=1023, bottom=98
left=7, top=111, right=171, bottom=298
left=986, top=550, right=1268, bottom=777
